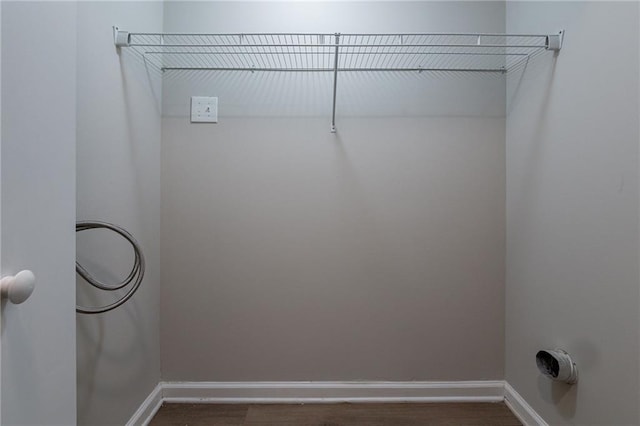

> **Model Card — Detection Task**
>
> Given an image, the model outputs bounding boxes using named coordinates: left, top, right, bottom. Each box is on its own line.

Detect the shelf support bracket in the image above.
left=113, top=26, right=131, bottom=47
left=330, top=33, right=340, bottom=133
left=546, top=30, right=564, bottom=51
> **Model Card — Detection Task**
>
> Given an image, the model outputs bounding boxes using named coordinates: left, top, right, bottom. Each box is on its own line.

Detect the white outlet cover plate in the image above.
left=191, top=96, right=218, bottom=123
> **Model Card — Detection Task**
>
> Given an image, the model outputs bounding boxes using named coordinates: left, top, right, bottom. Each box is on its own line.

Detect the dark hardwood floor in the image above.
left=149, top=402, right=522, bottom=425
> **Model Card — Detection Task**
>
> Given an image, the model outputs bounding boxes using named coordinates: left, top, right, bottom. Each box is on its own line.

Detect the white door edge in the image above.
left=0, top=0, right=4, bottom=423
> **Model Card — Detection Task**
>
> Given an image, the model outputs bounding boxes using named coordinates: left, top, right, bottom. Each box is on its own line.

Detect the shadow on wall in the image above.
left=119, top=47, right=163, bottom=115
left=76, top=293, right=153, bottom=420
left=161, top=66, right=508, bottom=119
left=77, top=42, right=161, bottom=423
left=536, top=374, right=578, bottom=420
left=507, top=46, right=559, bottom=115
left=506, top=51, right=558, bottom=232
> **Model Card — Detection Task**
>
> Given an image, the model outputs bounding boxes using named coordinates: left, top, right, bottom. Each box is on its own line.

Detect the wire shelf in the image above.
left=114, top=29, right=563, bottom=130
left=118, top=31, right=561, bottom=73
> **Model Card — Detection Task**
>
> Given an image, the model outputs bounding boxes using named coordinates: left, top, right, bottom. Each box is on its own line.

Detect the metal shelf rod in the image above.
left=161, top=67, right=507, bottom=72
left=130, top=31, right=554, bottom=37
left=330, top=33, right=340, bottom=133
left=131, top=43, right=548, bottom=49
left=147, top=51, right=530, bottom=56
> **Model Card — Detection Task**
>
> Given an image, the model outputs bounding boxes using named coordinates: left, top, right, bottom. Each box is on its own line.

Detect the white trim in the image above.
left=125, top=383, right=163, bottom=426
left=163, top=396, right=502, bottom=404
left=504, top=382, right=548, bottom=426
left=128, top=380, right=513, bottom=424
left=161, top=380, right=504, bottom=403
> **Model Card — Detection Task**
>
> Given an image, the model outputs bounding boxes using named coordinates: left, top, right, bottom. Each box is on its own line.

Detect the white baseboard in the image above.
left=126, top=383, right=163, bottom=426
left=128, top=380, right=511, bottom=425
left=504, top=382, right=548, bottom=426
left=161, top=380, right=505, bottom=404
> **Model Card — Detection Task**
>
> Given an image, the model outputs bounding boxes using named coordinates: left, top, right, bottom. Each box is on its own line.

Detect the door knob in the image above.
left=1, top=270, right=36, bottom=304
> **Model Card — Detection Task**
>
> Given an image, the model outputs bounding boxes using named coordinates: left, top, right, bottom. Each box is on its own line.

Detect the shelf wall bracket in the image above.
left=330, top=33, right=340, bottom=133
left=113, top=26, right=131, bottom=47
left=546, top=30, right=564, bottom=51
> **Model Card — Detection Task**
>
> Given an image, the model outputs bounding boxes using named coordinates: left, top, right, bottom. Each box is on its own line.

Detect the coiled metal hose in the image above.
left=76, top=221, right=145, bottom=314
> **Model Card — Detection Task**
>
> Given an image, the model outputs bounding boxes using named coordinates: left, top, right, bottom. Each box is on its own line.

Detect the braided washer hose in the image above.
left=76, top=221, right=145, bottom=314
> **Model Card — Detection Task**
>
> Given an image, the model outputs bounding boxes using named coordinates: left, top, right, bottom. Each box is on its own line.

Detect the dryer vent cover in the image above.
left=536, top=349, right=578, bottom=385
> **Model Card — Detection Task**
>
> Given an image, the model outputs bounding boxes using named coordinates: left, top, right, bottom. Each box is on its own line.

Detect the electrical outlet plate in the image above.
left=191, top=96, right=218, bottom=123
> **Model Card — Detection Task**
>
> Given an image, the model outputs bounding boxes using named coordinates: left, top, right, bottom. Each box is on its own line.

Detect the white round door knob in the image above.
left=1, top=270, right=36, bottom=304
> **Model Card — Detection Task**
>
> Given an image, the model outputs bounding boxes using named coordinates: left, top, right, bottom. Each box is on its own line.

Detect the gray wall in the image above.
left=505, top=2, right=640, bottom=425
left=75, top=2, right=162, bottom=425
left=161, top=1, right=506, bottom=382
left=1, top=2, right=77, bottom=425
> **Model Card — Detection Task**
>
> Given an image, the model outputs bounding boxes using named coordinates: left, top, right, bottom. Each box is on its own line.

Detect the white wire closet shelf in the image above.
left=114, top=28, right=563, bottom=131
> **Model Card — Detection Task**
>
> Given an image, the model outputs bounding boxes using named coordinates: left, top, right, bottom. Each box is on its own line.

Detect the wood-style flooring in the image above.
left=149, top=402, right=522, bottom=425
